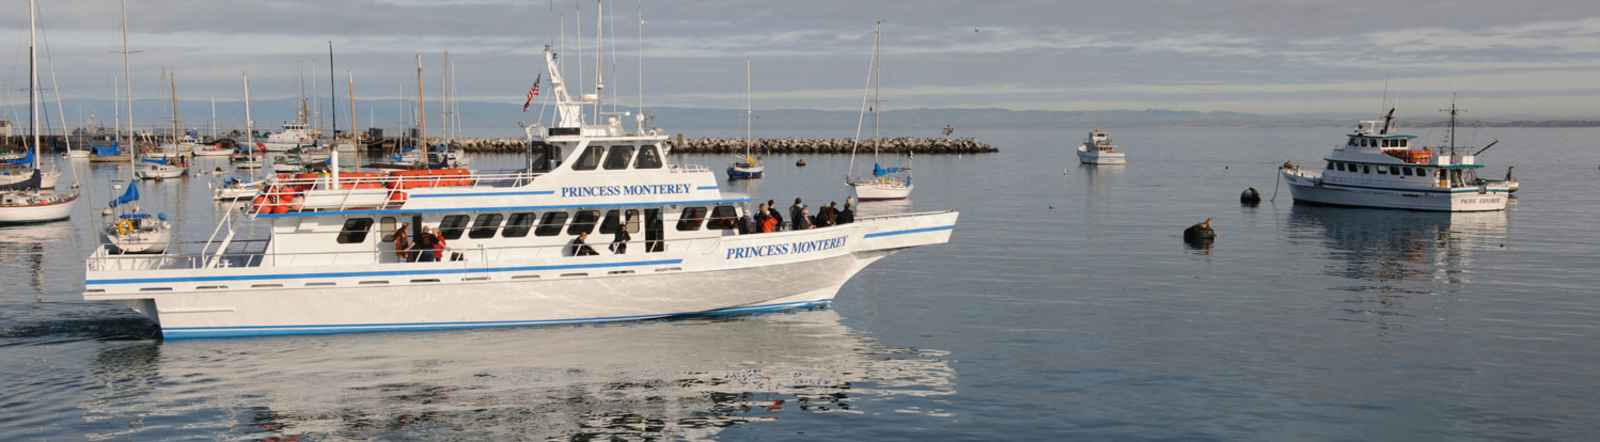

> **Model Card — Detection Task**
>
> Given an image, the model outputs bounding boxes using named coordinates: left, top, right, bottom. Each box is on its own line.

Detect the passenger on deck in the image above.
left=738, top=210, right=755, bottom=234
left=838, top=201, right=855, bottom=224
left=414, top=226, right=440, bottom=262
left=394, top=223, right=413, bottom=261
left=760, top=209, right=779, bottom=233
left=817, top=202, right=838, bottom=227
left=754, top=203, right=770, bottom=233
left=429, top=227, right=448, bottom=261
left=610, top=213, right=633, bottom=254
left=569, top=231, right=600, bottom=256
left=766, top=199, right=784, bottom=230
left=789, top=198, right=807, bottom=231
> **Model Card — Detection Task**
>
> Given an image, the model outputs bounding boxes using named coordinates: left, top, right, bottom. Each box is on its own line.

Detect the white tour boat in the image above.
left=0, top=1, right=78, bottom=225
left=846, top=22, right=913, bottom=202
left=81, top=35, right=959, bottom=340
left=1076, top=128, right=1126, bottom=165
left=1281, top=107, right=1509, bottom=212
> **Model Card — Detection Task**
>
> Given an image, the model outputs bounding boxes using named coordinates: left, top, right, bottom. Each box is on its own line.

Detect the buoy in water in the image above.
left=1184, top=218, right=1216, bottom=248
left=1240, top=187, right=1261, bottom=206
left=796, top=159, right=807, bottom=167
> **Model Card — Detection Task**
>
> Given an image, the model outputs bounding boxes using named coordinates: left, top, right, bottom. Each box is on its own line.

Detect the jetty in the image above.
left=6, top=133, right=998, bottom=156
left=669, top=135, right=996, bottom=155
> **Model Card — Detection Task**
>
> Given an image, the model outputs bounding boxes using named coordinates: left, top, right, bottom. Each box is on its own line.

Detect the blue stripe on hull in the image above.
left=160, top=300, right=833, bottom=340
left=87, top=258, right=684, bottom=285
left=863, top=224, right=955, bottom=239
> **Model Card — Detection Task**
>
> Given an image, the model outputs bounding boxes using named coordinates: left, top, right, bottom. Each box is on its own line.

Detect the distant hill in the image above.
left=20, top=99, right=1600, bottom=136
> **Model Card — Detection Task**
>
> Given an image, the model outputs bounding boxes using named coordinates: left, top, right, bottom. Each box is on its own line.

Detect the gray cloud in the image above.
left=2, top=0, right=1599, bottom=122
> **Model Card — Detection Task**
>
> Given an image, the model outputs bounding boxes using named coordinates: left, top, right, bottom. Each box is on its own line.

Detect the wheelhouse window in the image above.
left=573, top=145, right=605, bottom=170
left=439, top=215, right=470, bottom=240
left=1390, top=166, right=1401, bottom=175
left=468, top=214, right=504, bottom=239
left=1362, top=165, right=1371, bottom=174
left=706, top=205, right=739, bottom=230
left=1402, top=167, right=1413, bottom=176
left=1326, top=161, right=1334, bottom=170
left=634, top=145, right=663, bottom=169
left=677, top=206, right=708, bottom=231
left=568, top=210, right=601, bottom=235
left=502, top=212, right=537, bottom=238
left=600, top=209, right=640, bottom=234
left=379, top=216, right=398, bottom=241
left=604, top=145, right=636, bottom=170
left=337, top=218, right=375, bottom=244
left=1377, top=166, right=1388, bottom=174
left=536, top=212, right=569, bottom=236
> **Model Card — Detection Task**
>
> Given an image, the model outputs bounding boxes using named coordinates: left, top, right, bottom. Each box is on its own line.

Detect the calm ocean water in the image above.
left=2, top=126, right=1597, bottom=440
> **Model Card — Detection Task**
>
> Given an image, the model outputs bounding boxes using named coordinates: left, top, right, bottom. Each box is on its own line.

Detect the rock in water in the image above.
left=1240, top=187, right=1261, bottom=206
left=1184, top=218, right=1216, bottom=248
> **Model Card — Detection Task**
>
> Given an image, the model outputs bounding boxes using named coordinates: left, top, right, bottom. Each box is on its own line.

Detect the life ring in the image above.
left=116, top=219, right=133, bottom=236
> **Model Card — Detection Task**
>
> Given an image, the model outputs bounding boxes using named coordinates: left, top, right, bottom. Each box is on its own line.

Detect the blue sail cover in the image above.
left=109, top=181, right=140, bottom=208
left=872, top=163, right=905, bottom=177
left=91, top=143, right=121, bottom=157
left=3, top=149, right=34, bottom=166
left=141, top=158, right=169, bottom=166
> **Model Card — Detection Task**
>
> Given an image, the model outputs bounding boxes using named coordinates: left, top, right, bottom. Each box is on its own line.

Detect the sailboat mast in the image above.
left=439, top=51, right=449, bottom=143
left=347, top=71, right=358, bottom=168
left=114, top=73, right=120, bottom=148
left=171, top=72, right=180, bottom=144
left=416, top=53, right=426, bottom=165
left=243, top=72, right=256, bottom=178
left=744, top=58, right=751, bottom=159
left=209, top=96, right=216, bottom=140
left=121, top=0, right=134, bottom=172
left=871, top=21, right=881, bottom=164
left=594, top=0, right=604, bottom=123
left=328, top=41, right=337, bottom=143
left=29, top=0, right=39, bottom=169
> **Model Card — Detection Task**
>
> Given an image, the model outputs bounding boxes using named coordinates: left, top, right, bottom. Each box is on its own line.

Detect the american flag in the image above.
left=522, top=74, right=542, bottom=112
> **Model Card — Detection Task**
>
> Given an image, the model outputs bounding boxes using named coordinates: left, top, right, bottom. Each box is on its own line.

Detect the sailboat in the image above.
left=213, top=73, right=263, bottom=201
left=137, top=71, right=188, bottom=179
left=0, top=0, right=78, bottom=224
left=192, top=97, right=231, bottom=157
left=846, top=22, right=912, bottom=202
left=103, top=0, right=171, bottom=252
left=726, top=58, right=764, bottom=180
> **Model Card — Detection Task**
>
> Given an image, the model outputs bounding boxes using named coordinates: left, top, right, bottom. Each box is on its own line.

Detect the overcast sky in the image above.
left=5, top=0, right=1600, bottom=118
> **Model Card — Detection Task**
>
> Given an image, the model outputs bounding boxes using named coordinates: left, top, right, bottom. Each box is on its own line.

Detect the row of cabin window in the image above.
left=1350, top=137, right=1410, bottom=148
left=571, top=145, right=664, bottom=171
left=335, top=204, right=744, bottom=244
left=1326, top=161, right=1435, bottom=177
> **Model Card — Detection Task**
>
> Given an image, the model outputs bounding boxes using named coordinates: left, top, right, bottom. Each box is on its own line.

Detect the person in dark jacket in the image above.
left=610, top=213, right=633, bottom=254
left=766, top=199, right=784, bottom=229
left=413, top=226, right=440, bottom=262
left=837, top=201, right=855, bottom=224
left=569, top=231, right=599, bottom=256
left=789, top=198, right=806, bottom=230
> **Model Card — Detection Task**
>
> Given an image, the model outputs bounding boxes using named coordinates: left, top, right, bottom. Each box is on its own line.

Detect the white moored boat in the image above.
left=1281, top=107, right=1509, bottom=212
left=82, top=32, right=959, bottom=340
left=1075, top=128, right=1126, bottom=165
left=1, top=1, right=78, bottom=225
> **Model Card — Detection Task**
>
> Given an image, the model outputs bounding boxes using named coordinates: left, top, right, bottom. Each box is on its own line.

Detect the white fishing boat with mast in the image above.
left=1280, top=102, right=1510, bottom=212
left=80, top=2, right=959, bottom=339
left=0, top=0, right=78, bottom=224
left=214, top=73, right=263, bottom=201
left=726, top=59, right=763, bottom=180
left=103, top=0, right=171, bottom=252
left=192, top=97, right=231, bottom=156
left=847, top=21, right=912, bottom=202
